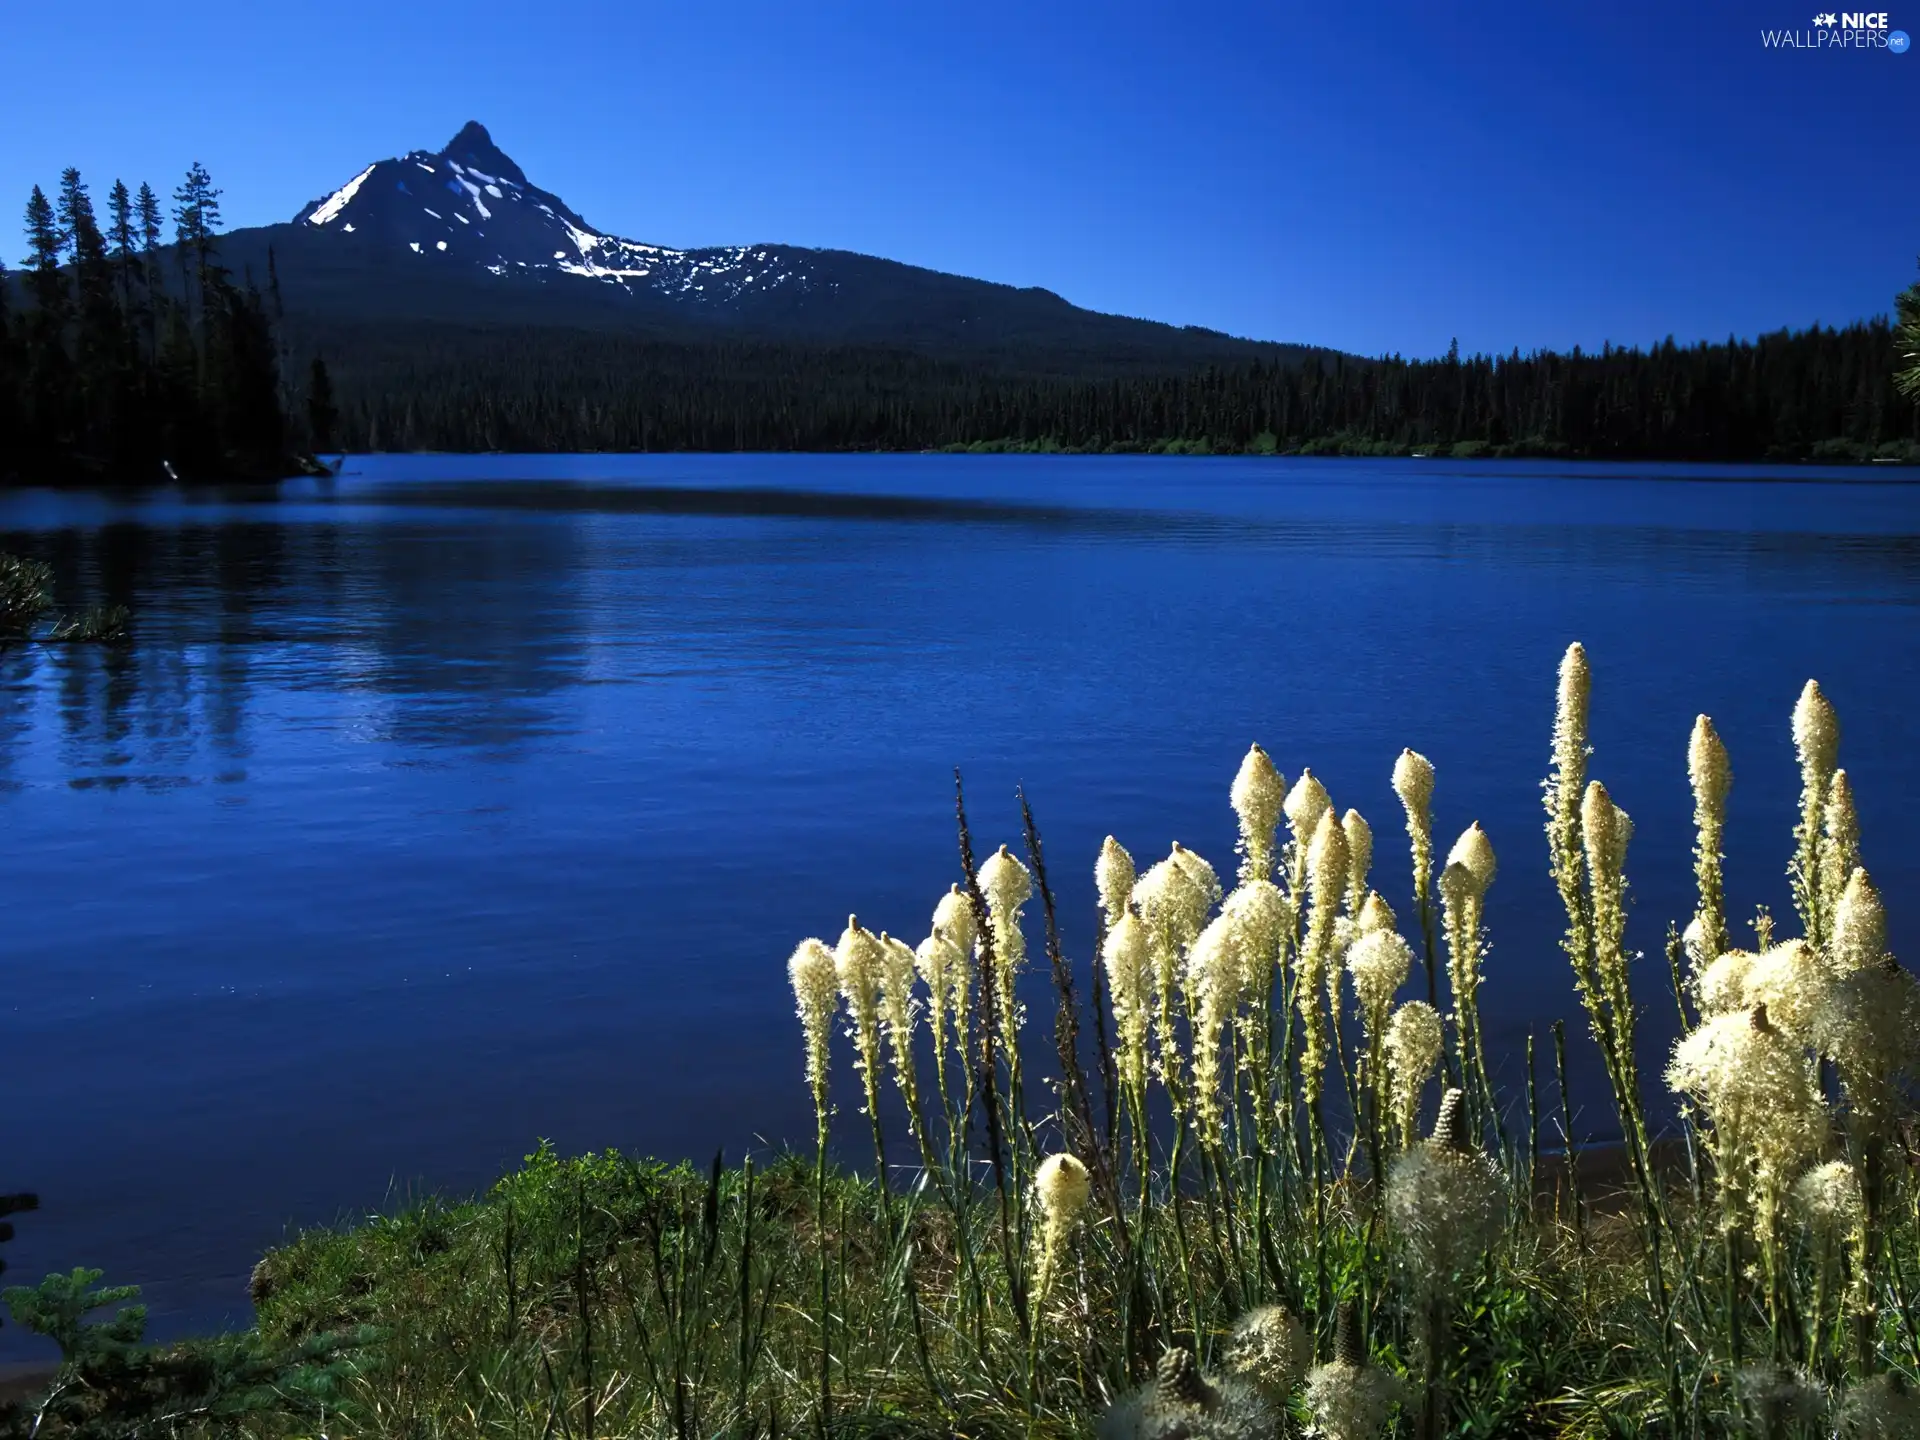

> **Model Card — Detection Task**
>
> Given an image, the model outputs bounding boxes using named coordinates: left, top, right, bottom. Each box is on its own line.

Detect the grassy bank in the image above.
left=7, top=647, right=1919, bottom=1439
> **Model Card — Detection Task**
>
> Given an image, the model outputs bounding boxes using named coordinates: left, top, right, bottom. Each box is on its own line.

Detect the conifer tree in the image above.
left=1896, top=262, right=1920, bottom=401
left=307, top=355, right=339, bottom=453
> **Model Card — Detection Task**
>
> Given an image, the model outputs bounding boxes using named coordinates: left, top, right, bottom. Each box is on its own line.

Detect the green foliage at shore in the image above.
left=0, top=553, right=128, bottom=644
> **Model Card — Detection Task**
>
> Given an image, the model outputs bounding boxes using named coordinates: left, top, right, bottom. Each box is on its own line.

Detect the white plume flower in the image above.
left=1348, top=929, right=1414, bottom=1023
left=1284, top=767, right=1332, bottom=842
left=1341, top=808, right=1373, bottom=913
left=1230, top=744, right=1287, bottom=884
left=1096, top=836, right=1138, bottom=931
left=1385, top=1000, right=1445, bottom=1146
left=1358, top=889, right=1397, bottom=935
left=1104, top=908, right=1154, bottom=1098
left=787, top=937, right=839, bottom=1114
left=1031, top=1152, right=1091, bottom=1296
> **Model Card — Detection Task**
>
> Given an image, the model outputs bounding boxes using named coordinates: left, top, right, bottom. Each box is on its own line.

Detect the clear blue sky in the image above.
left=3, top=0, right=1913, bottom=357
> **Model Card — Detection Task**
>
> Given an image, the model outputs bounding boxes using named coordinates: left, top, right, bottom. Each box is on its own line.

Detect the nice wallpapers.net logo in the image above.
left=1762, top=11, right=1911, bottom=49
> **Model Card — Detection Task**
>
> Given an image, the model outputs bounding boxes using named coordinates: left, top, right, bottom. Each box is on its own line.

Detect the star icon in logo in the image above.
left=1813, top=11, right=1837, bottom=23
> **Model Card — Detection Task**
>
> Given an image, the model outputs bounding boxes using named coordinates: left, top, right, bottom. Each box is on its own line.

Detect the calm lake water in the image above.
left=3, top=453, right=1917, bottom=1351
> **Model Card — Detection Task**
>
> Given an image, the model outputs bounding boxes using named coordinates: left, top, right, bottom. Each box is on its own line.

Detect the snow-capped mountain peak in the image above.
left=294, top=122, right=819, bottom=305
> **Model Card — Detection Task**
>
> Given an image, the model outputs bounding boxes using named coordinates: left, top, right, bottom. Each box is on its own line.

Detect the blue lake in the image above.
left=2, top=453, right=1917, bottom=1351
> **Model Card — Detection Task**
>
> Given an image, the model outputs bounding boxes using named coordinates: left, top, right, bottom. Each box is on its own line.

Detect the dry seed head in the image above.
left=1225, top=1305, right=1311, bottom=1400
left=931, top=882, right=977, bottom=955
left=1832, top=867, right=1887, bottom=976
left=1836, top=1371, right=1920, bottom=1439
left=1429, top=1087, right=1471, bottom=1151
left=1792, top=680, right=1840, bottom=782
left=1688, top=714, right=1731, bottom=815
left=1156, top=1347, right=1210, bottom=1408
left=1358, top=889, right=1397, bottom=935
left=1392, top=748, right=1434, bottom=819
left=1096, top=836, right=1138, bottom=930
left=1306, top=1344, right=1406, bottom=1440
left=1284, top=767, right=1332, bottom=838
left=1387, top=1090, right=1507, bottom=1281
left=1446, top=822, right=1497, bottom=896
left=1347, top=929, right=1414, bottom=1019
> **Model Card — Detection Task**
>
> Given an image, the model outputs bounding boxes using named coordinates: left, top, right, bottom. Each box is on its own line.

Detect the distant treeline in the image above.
left=0, top=165, right=311, bottom=484
left=315, top=316, right=1920, bottom=462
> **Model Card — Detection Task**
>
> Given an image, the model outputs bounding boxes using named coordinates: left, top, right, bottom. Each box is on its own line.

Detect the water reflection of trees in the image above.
left=0, top=513, right=590, bottom=786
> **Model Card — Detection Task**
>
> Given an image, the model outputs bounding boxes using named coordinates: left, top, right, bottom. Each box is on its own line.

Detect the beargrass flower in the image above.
left=1831, top=867, right=1887, bottom=976
left=1187, top=910, right=1249, bottom=1136
left=1097, top=835, right=1138, bottom=931
left=931, top=881, right=977, bottom=956
left=1230, top=744, right=1286, bottom=885
left=1031, top=1152, right=1091, bottom=1303
left=877, top=932, right=922, bottom=1121
left=1358, top=889, right=1397, bottom=935
left=1546, top=643, right=1591, bottom=876
left=1342, top=808, right=1373, bottom=915
left=1794, top=1158, right=1865, bottom=1242
left=1385, top=1000, right=1445, bottom=1147
left=1348, top=928, right=1414, bottom=1027
left=788, top=937, right=839, bottom=1120
left=1688, top=713, right=1732, bottom=967
left=1104, top=907, right=1153, bottom=1100
left=835, top=917, right=888, bottom=1108
left=976, top=844, right=1032, bottom=1057
left=1668, top=1005, right=1828, bottom=1221
left=1741, top=939, right=1829, bottom=1050
left=1386, top=1088, right=1506, bottom=1285
left=1285, top=767, right=1332, bottom=850
left=1822, top=768, right=1860, bottom=932
left=1791, top=678, right=1841, bottom=944
left=1696, top=948, right=1757, bottom=1017
left=915, top=928, right=963, bottom=1099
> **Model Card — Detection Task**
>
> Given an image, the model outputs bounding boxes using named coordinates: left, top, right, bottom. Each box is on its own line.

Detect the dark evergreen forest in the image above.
left=4, top=160, right=1918, bottom=477
left=312, top=315, right=1920, bottom=462
left=0, top=164, right=304, bottom=484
